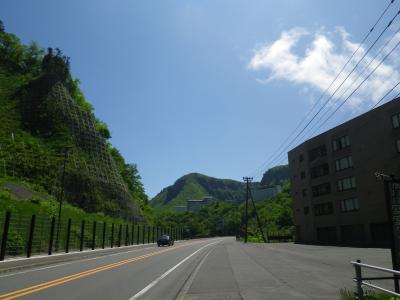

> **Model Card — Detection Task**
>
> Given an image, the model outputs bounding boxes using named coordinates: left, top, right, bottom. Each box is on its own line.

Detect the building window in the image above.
left=392, top=113, right=400, bottom=128
left=340, top=198, right=359, bottom=212
left=312, top=182, right=331, bottom=197
left=302, top=189, right=307, bottom=197
left=309, top=145, right=327, bottom=161
left=314, top=202, right=333, bottom=216
left=335, top=156, right=353, bottom=171
left=300, top=171, right=306, bottom=179
left=332, top=135, right=350, bottom=151
left=310, top=163, right=329, bottom=178
left=337, top=176, right=356, bottom=192
left=299, top=154, right=304, bottom=162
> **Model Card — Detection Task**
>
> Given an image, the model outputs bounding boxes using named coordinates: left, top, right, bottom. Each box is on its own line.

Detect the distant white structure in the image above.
left=187, top=196, right=213, bottom=212
left=174, top=206, right=187, bottom=213
left=251, top=185, right=282, bottom=201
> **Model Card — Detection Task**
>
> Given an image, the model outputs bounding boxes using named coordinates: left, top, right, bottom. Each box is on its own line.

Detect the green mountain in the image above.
left=260, top=165, right=289, bottom=186
left=0, top=21, right=148, bottom=220
left=151, top=173, right=245, bottom=211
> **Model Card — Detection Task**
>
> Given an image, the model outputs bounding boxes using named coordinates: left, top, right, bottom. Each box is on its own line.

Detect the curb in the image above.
left=0, top=242, right=161, bottom=273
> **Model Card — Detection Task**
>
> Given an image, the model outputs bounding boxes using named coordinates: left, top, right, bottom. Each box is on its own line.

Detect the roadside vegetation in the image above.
left=155, top=181, right=293, bottom=239
left=340, top=288, right=400, bottom=300
left=0, top=178, right=136, bottom=225
left=0, top=19, right=151, bottom=221
left=0, top=18, right=293, bottom=240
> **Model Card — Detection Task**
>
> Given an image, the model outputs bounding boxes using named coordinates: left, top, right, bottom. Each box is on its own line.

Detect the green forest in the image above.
left=151, top=173, right=245, bottom=212
left=155, top=181, right=293, bottom=240
left=0, top=19, right=293, bottom=240
left=0, top=19, right=151, bottom=222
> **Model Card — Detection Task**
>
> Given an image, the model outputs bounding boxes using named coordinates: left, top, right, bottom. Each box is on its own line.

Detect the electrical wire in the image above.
left=248, top=1, right=399, bottom=178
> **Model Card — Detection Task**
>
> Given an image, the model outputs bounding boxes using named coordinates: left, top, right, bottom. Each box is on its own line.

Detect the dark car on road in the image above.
left=157, top=235, right=174, bottom=247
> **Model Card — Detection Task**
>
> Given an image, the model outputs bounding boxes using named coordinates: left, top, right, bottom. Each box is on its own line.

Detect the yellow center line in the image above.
left=0, top=241, right=201, bottom=300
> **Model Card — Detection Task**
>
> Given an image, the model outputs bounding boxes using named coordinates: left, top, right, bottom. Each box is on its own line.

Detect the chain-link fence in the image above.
left=0, top=211, right=183, bottom=261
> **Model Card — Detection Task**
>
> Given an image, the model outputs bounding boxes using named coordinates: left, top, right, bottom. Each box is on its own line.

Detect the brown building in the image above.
left=288, top=98, right=400, bottom=245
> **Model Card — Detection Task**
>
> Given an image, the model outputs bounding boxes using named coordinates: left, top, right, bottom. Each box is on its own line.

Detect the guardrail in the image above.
left=351, top=259, right=400, bottom=299
left=0, top=211, right=183, bottom=261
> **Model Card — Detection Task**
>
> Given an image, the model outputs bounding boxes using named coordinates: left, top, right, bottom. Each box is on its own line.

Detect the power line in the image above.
left=373, top=85, right=400, bottom=108
left=314, top=33, right=400, bottom=133
left=268, top=32, right=400, bottom=168
left=248, top=1, right=399, bottom=177
left=249, top=1, right=396, bottom=179
left=304, top=23, right=400, bottom=138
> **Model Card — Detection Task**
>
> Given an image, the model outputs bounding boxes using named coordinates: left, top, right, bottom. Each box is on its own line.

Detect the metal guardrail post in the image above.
left=65, top=218, right=71, bottom=253
left=0, top=211, right=11, bottom=261
left=111, top=223, right=114, bottom=248
left=92, top=221, right=96, bottom=250
left=125, top=224, right=129, bottom=246
left=147, top=226, right=150, bottom=244
left=152, top=226, right=155, bottom=243
left=355, top=259, right=364, bottom=300
left=27, top=215, right=36, bottom=258
left=131, top=224, right=134, bottom=246
left=102, top=222, right=106, bottom=249
left=142, top=225, right=145, bottom=244
left=79, top=220, right=85, bottom=252
left=118, top=224, right=122, bottom=247
left=136, top=225, right=140, bottom=245
left=48, top=217, right=56, bottom=255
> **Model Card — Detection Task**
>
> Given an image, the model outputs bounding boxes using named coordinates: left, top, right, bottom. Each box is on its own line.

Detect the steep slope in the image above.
left=151, top=173, right=245, bottom=211
left=0, top=21, right=147, bottom=220
left=260, top=165, right=289, bottom=186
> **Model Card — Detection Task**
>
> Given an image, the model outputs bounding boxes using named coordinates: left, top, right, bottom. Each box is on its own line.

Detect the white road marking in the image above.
left=129, top=240, right=221, bottom=300
left=175, top=247, right=214, bottom=300
left=0, top=246, right=156, bottom=278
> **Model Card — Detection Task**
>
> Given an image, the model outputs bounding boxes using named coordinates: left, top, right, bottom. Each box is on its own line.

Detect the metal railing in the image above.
left=351, top=259, right=400, bottom=299
left=0, top=211, right=184, bottom=261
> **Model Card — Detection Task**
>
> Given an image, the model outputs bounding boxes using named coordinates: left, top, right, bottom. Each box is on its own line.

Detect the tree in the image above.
left=95, top=120, right=111, bottom=139
left=0, top=20, right=4, bottom=33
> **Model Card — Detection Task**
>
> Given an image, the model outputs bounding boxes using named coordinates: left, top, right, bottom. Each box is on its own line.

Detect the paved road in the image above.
left=0, top=238, right=393, bottom=299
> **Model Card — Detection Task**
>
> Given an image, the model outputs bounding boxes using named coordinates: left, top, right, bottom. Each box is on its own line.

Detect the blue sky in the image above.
left=1, top=1, right=398, bottom=197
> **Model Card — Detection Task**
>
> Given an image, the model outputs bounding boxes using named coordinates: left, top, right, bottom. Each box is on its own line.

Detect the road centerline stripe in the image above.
left=0, top=241, right=203, bottom=300
left=0, top=246, right=155, bottom=279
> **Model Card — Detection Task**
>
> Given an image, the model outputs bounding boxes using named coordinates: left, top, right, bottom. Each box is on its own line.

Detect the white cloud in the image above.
left=248, top=27, right=400, bottom=107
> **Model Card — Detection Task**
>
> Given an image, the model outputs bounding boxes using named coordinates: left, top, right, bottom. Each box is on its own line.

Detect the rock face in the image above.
left=260, top=165, right=289, bottom=186
left=0, top=31, right=144, bottom=219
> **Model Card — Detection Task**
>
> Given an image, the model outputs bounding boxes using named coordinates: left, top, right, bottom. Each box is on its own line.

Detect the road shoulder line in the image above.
left=175, top=247, right=214, bottom=300
left=129, top=240, right=221, bottom=300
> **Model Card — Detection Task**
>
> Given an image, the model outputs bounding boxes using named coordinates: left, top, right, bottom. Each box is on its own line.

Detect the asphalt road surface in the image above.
left=0, top=237, right=393, bottom=299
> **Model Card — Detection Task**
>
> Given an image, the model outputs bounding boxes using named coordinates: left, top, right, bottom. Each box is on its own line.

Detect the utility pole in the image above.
left=375, top=171, right=400, bottom=293
left=249, top=187, right=267, bottom=243
left=55, top=148, right=69, bottom=251
left=243, top=177, right=253, bottom=243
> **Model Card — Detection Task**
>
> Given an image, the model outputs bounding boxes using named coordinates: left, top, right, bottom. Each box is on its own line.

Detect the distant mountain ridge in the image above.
left=260, top=165, right=289, bottom=186
left=151, top=173, right=245, bottom=211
